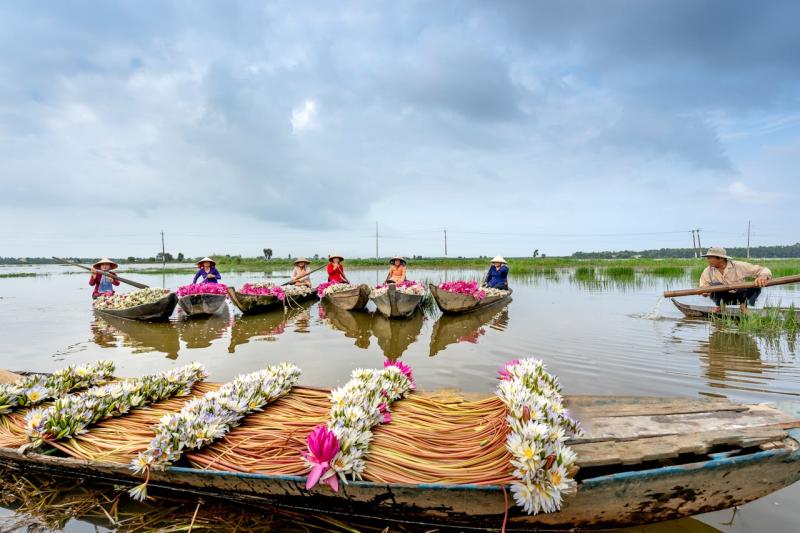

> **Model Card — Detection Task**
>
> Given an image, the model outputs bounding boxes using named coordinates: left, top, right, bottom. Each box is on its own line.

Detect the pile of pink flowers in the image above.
left=240, top=283, right=286, bottom=300
left=437, top=280, right=486, bottom=300
left=176, top=283, right=229, bottom=297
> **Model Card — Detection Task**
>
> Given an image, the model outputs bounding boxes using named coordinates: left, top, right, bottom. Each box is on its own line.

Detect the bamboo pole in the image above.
left=663, top=274, right=800, bottom=298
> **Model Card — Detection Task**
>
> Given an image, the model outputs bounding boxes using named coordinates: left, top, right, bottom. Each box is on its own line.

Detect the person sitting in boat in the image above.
left=699, top=246, right=771, bottom=308
left=385, top=256, right=407, bottom=284
left=192, top=257, right=222, bottom=284
left=289, top=257, right=312, bottom=287
left=327, top=253, right=350, bottom=284
left=89, top=257, right=121, bottom=299
left=484, top=256, right=509, bottom=290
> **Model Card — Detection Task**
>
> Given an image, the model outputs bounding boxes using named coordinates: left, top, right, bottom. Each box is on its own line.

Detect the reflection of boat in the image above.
left=429, top=302, right=509, bottom=357
left=371, top=310, right=424, bottom=360
left=672, top=299, right=800, bottom=320
left=176, top=307, right=230, bottom=349
left=429, top=285, right=512, bottom=314
left=370, top=284, right=423, bottom=318
left=228, top=301, right=314, bottom=353
left=323, top=284, right=370, bottom=311
left=322, top=303, right=372, bottom=349
left=177, top=293, right=228, bottom=318
left=92, top=315, right=180, bottom=358
left=95, top=293, right=178, bottom=322
left=227, top=287, right=283, bottom=315
left=1, top=395, right=798, bottom=530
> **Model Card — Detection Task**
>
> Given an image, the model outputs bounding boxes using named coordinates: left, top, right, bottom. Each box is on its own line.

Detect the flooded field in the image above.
left=1, top=264, right=799, bottom=532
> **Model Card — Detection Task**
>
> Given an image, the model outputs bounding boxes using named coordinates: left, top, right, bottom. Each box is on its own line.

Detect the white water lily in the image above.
left=94, top=288, right=171, bottom=310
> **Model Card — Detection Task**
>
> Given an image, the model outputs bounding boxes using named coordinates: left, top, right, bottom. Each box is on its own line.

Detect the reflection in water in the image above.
left=92, top=315, right=181, bottom=359
left=429, top=303, right=510, bottom=357
left=320, top=302, right=373, bottom=349
left=371, top=311, right=424, bottom=361
left=176, top=306, right=231, bottom=349
left=695, top=328, right=764, bottom=386
left=228, top=300, right=315, bottom=353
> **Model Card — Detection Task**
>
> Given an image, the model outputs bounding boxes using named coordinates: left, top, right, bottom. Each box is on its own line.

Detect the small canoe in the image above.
left=94, top=293, right=178, bottom=322
left=429, top=284, right=512, bottom=314
left=672, top=299, right=800, bottom=320
left=227, top=287, right=284, bottom=315
left=0, top=395, right=798, bottom=530
left=282, top=286, right=319, bottom=305
left=177, top=293, right=228, bottom=318
left=323, top=284, right=370, bottom=311
left=370, top=283, right=424, bottom=318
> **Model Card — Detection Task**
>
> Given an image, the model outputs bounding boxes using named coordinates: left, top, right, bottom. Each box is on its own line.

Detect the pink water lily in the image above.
left=498, top=359, right=521, bottom=380
left=176, top=283, right=228, bottom=297
left=384, top=360, right=415, bottom=389
left=438, top=280, right=486, bottom=300
left=378, top=402, right=391, bottom=423
left=302, top=425, right=340, bottom=491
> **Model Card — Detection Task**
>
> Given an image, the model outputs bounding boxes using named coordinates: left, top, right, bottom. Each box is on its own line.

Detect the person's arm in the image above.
left=111, top=274, right=120, bottom=286
left=89, top=273, right=98, bottom=286
left=212, top=268, right=222, bottom=280
left=192, top=270, right=202, bottom=284
left=743, top=262, right=771, bottom=287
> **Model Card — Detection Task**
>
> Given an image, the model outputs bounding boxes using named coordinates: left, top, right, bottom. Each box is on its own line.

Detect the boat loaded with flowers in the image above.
left=176, top=283, right=229, bottom=318
left=318, top=282, right=371, bottom=311
left=370, top=281, right=427, bottom=318
left=227, top=283, right=287, bottom=315
left=0, top=358, right=798, bottom=529
left=93, top=288, right=178, bottom=322
left=430, top=280, right=512, bottom=315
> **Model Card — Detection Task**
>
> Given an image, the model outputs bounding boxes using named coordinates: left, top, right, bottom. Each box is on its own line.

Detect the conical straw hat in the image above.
left=196, top=257, right=216, bottom=267
left=490, top=256, right=507, bottom=264
left=92, top=257, right=119, bottom=269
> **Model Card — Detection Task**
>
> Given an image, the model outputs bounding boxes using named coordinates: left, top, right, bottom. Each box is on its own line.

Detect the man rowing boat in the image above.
left=699, top=246, right=771, bottom=309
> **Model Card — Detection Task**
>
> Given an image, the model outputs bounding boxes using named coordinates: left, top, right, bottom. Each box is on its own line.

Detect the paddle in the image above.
left=280, top=264, right=327, bottom=286
left=52, top=256, right=150, bottom=290
left=663, top=274, right=800, bottom=298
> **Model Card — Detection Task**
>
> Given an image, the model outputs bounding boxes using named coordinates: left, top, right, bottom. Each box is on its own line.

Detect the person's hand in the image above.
left=91, top=268, right=97, bottom=275
left=207, top=274, right=215, bottom=279
left=701, top=292, right=709, bottom=297
left=755, top=276, right=769, bottom=287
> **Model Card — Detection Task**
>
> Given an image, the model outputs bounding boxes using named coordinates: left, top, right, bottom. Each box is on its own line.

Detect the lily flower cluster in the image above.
left=496, top=358, right=582, bottom=515
left=129, top=362, right=301, bottom=501
left=437, top=280, right=487, bottom=300
left=94, top=288, right=172, bottom=310
left=176, top=283, right=229, bottom=297
left=482, top=287, right=510, bottom=298
left=284, top=285, right=313, bottom=298
left=317, top=282, right=355, bottom=297
left=370, top=280, right=426, bottom=297
left=239, top=282, right=286, bottom=300
left=25, top=363, right=207, bottom=448
left=0, top=361, right=115, bottom=414
left=302, top=360, right=415, bottom=491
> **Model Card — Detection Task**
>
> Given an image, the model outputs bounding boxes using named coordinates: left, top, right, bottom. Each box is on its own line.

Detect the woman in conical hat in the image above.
left=385, top=255, right=407, bottom=284
left=89, top=258, right=120, bottom=299
left=290, top=257, right=312, bottom=288
left=483, top=256, right=509, bottom=290
left=327, top=253, right=349, bottom=284
left=192, top=257, right=223, bottom=284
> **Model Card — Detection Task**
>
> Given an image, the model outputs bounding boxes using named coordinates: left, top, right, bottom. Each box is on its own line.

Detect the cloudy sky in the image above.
left=1, top=0, right=798, bottom=259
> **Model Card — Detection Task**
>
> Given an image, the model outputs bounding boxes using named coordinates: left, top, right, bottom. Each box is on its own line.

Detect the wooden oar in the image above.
left=52, top=256, right=150, bottom=289
left=280, top=264, right=327, bottom=286
left=663, top=274, right=800, bottom=298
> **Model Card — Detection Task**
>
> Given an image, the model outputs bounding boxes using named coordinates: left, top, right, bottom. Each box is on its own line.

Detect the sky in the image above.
left=1, top=0, right=799, bottom=259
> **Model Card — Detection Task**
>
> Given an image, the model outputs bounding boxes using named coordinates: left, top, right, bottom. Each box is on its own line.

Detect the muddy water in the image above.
left=0, top=265, right=798, bottom=532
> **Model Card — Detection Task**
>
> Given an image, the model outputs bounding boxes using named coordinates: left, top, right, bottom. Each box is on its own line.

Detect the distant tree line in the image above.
left=571, top=243, right=800, bottom=259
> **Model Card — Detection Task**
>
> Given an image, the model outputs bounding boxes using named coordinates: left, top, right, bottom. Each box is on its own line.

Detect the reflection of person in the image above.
left=385, top=256, right=407, bottom=284
left=89, top=257, right=120, bottom=299
left=289, top=257, right=312, bottom=287
left=483, top=256, right=509, bottom=290
left=193, top=257, right=222, bottom=284
left=327, top=253, right=349, bottom=283
left=699, top=246, right=771, bottom=308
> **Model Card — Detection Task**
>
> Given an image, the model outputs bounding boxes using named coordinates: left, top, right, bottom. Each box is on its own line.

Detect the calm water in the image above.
left=0, top=265, right=799, bottom=532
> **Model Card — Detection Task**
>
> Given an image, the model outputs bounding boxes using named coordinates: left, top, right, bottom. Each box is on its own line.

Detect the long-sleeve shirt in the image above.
left=327, top=263, right=347, bottom=283
left=192, top=267, right=222, bottom=284
left=387, top=264, right=406, bottom=283
left=291, top=265, right=312, bottom=287
left=89, top=272, right=120, bottom=298
left=485, top=264, right=509, bottom=289
left=699, top=260, right=772, bottom=288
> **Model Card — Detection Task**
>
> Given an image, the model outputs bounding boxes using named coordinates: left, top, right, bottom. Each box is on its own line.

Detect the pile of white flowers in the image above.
left=94, top=288, right=172, bottom=310
left=496, top=358, right=582, bottom=515
left=284, top=285, right=313, bottom=298
left=321, top=283, right=357, bottom=296
left=370, top=281, right=427, bottom=298
left=482, top=287, right=510, bottom=298
left=25, top=363, right=207, bottom=447
left=0, top=361, right=115, bottom=414
left=129, top=362, right=301, bottom=501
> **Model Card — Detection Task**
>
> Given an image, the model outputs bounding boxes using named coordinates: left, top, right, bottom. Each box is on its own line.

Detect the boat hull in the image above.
left=94, top=293, right=178, bottom=322
left=429, top=284, right=512, bottom=314
left=371, top=284, right=423, bottom=318
left=227, top=287, right=283, bottom=315
left=178, top=293, right=228, bottom=317
left=672, top=298, right=800, bottom=320
left=323, top=284, right=370, bottom=311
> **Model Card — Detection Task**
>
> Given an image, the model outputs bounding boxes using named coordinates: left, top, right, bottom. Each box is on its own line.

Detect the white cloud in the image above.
left=724, top=181, right=779, bottom=204
left=291, top=100, right=318, bottom=133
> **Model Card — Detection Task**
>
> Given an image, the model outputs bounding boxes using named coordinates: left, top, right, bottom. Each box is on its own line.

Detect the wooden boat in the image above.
left=370, top=283, right=424, bottom=318
left=372, top=310, right=424, bottom=359
left=429, top=300, right=509, bottom=357
left=94, top=293, right=177, bottom=322
left=1, top=395, right=798, bottom=530
left=177, top=293, right=228, bottom=318
left=672, top=299, right=800, bottom=320
left=227, top=287, right=284, bottom=315
left=323, top=284, right=370, bottom=311
left=93, top=315, right=180, bottom=359
left=429, top=284, right=512, bottom=314
left=282, top=286, right=319, bottom=305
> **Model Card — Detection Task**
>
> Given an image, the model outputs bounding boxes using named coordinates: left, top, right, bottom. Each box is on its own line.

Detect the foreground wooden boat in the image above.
left=177, top=293, right=228, bottom=318
left=227, top=287, right=283, bottom=315
left=429, top=284, right=512, bottom=314
left=94, top=293, right=178, bottom=322
left=370, top=283, right=424, bottom=318
left=1, top=394, right=798, bottom=530
left=323, top=284, right=370, bottom=311
left=672, top=299, right=800, bottom=320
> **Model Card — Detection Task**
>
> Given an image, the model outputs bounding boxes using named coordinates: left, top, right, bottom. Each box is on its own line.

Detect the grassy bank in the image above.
left=0, top=272, right=42, bottom=278
left=712, top=306, right=799, bottom=337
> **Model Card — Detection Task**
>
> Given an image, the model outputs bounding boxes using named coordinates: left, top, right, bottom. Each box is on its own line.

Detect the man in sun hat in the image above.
left=699, top=246, right=771, bottom=308
left=89, top=257, right=120, bottom=299
left=289, top=257, right=313, bottom=287
left=192, top=257, right=222, bottom=284
left=483, top=256, right=509, bottom=290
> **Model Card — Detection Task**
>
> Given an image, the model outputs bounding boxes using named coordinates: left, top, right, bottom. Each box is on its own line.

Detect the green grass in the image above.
left=0, top=272, right=41, bottom=278
left=712, top=305, right=799, bottom=337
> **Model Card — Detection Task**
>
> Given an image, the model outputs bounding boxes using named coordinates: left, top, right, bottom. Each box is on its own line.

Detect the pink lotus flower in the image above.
left=497, top=359, right=521, bottom=380
left=176, top=283, right=229, bottom=297
left=378, top=402, right=391, bottom=424
left=384, top=359, right=415, bottom=389
left=438, top=280, right=486, bottom=300
left=316, top=282, right=336, bottom=297
left=302, top=425, right=340, bottom=491
left=240, top=283, right=286, bottom=300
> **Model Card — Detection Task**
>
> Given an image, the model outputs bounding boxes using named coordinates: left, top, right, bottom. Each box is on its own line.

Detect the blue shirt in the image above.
left=485, top=264, right=509, bottom=289
left=193, top=267, right=222, bottom=284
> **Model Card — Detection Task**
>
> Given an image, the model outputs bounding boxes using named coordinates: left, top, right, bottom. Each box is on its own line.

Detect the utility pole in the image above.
left=691, top=230, right=697, bottom=258
left=161, top=231, right=166, bottom=267
left=375, top=221, right=379, bottom=260
left=747, top=221, right=751, bottom=259
left=695, top=228, right=702, bottom=252
left=443, top=228, right=448, bottom=257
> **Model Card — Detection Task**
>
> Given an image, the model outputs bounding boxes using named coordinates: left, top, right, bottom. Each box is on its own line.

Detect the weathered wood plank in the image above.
left=567, top=397, right=745, bottom=418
